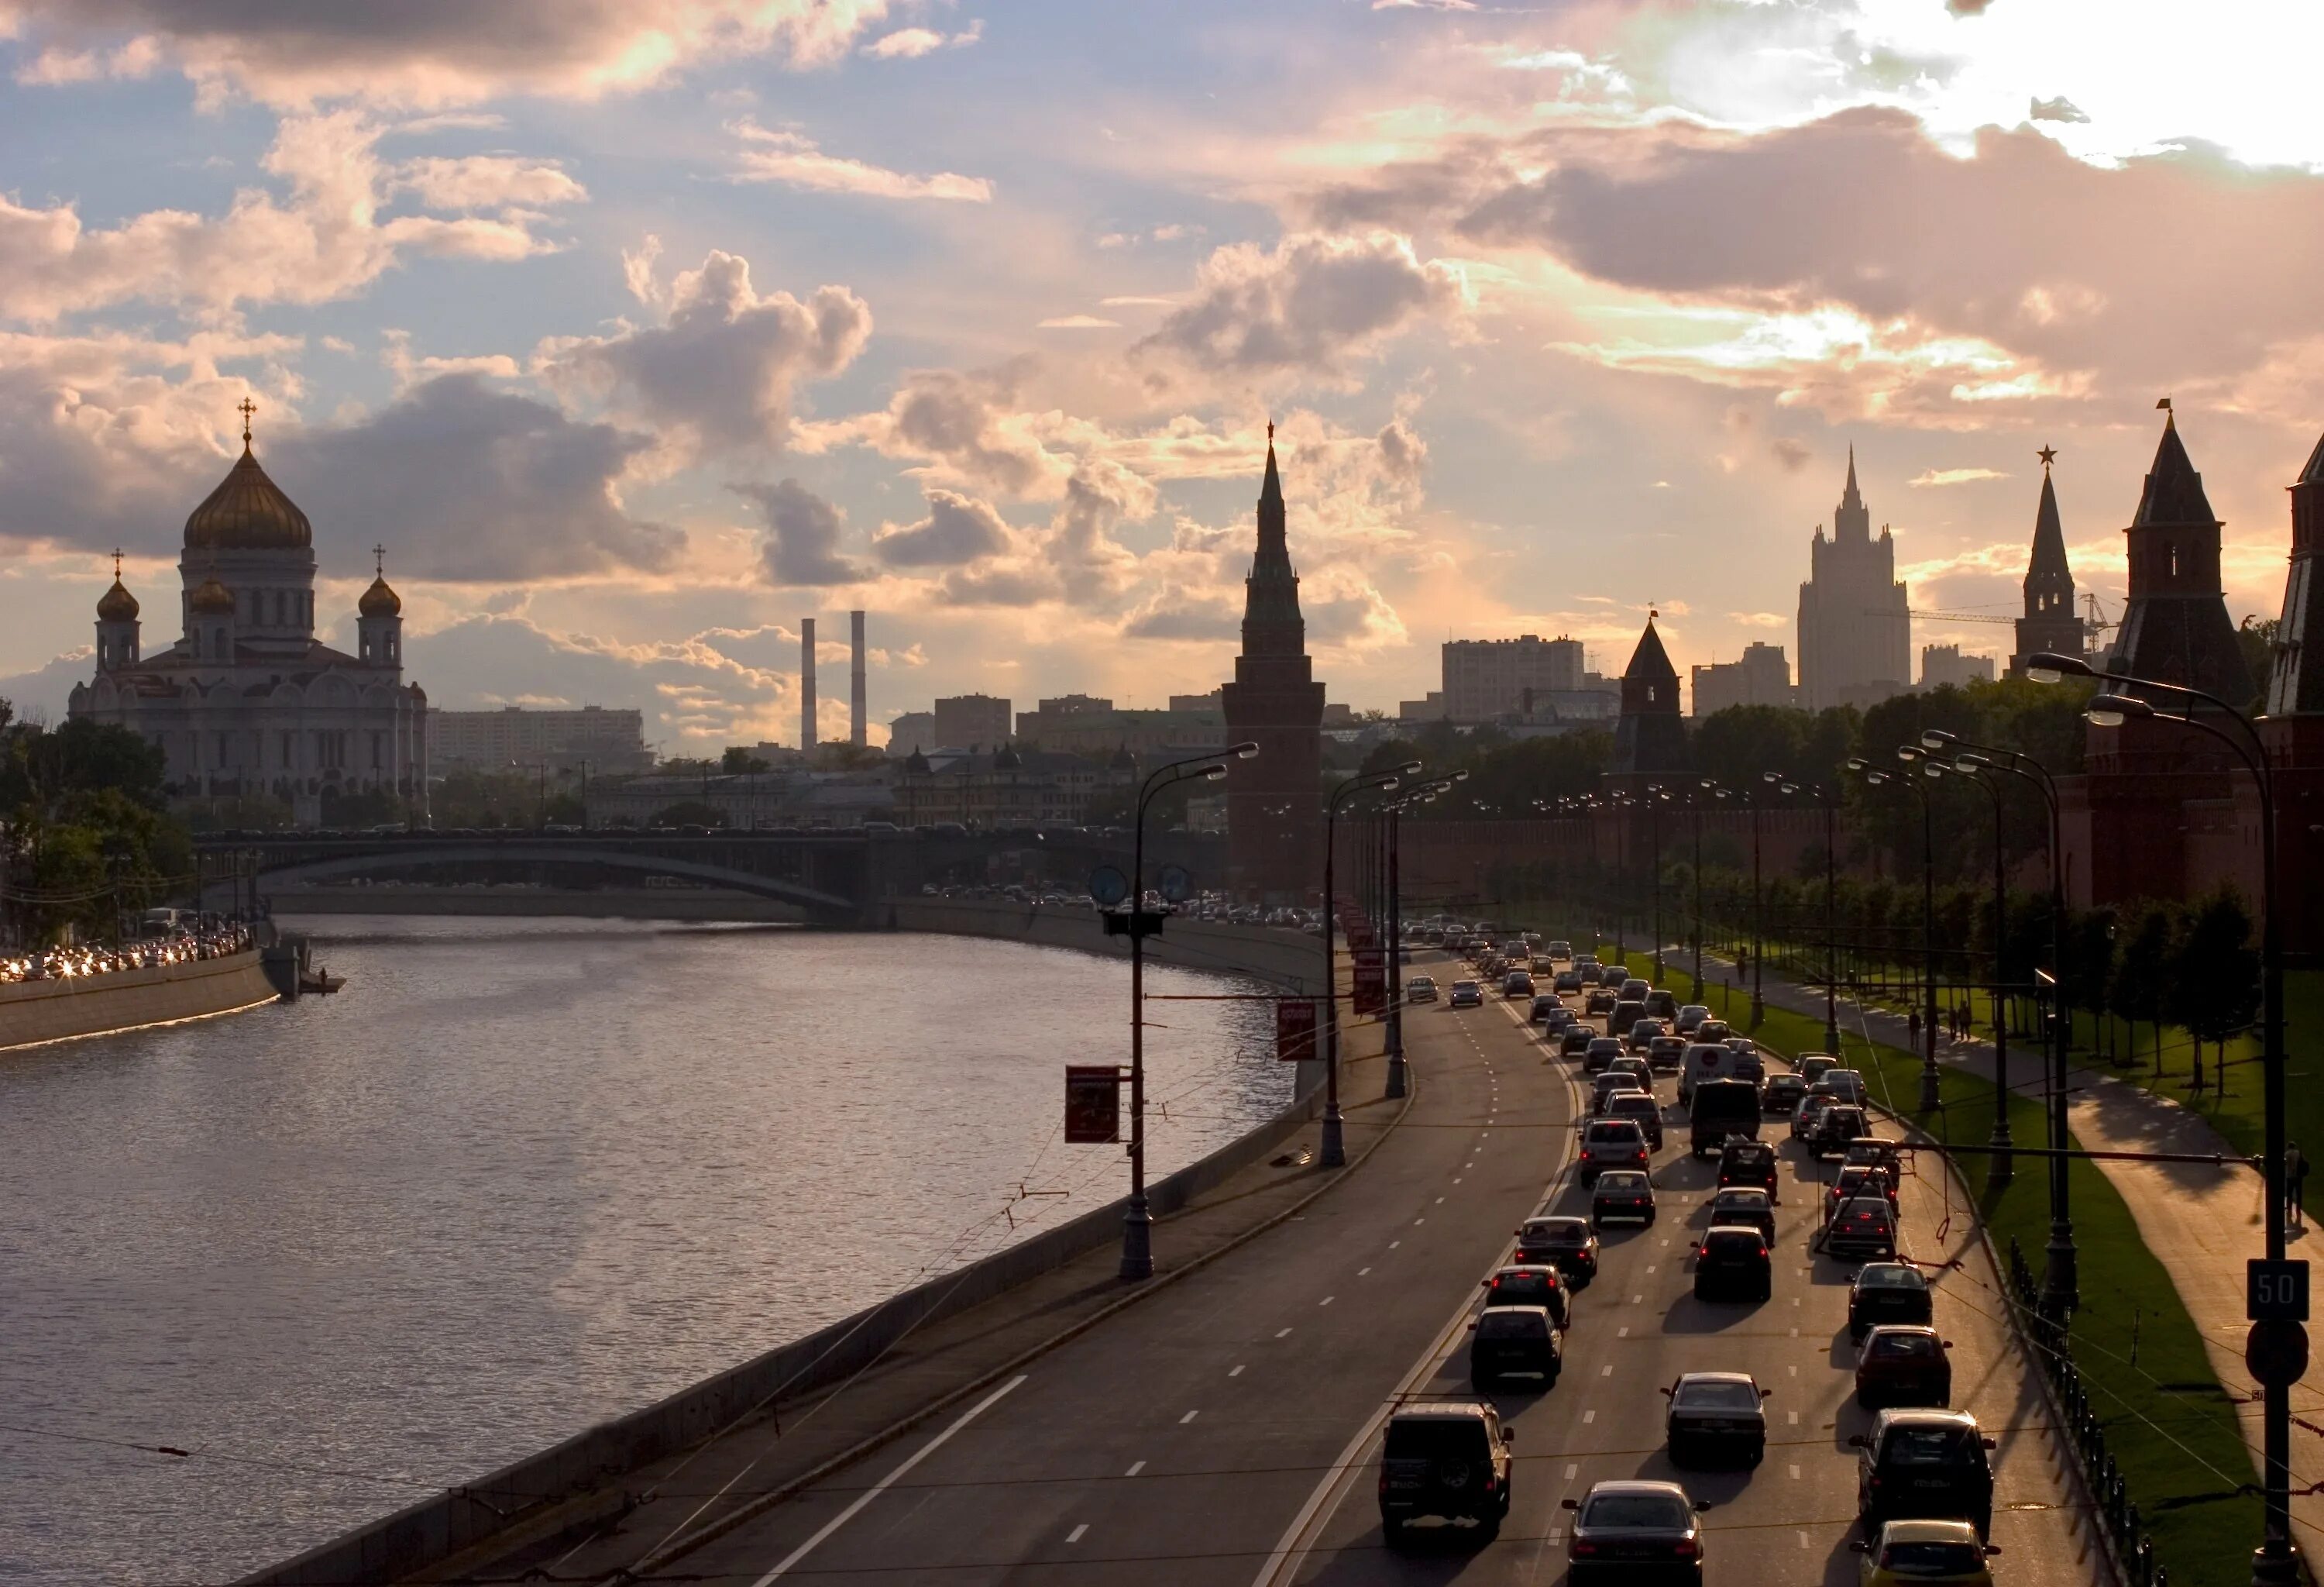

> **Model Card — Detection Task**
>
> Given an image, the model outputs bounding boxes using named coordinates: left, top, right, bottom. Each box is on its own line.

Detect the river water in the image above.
left=0, top=917, right=1287, bottom=1585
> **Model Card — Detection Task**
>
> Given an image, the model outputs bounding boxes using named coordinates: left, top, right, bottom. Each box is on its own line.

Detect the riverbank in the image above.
left=0, top=948, right=276, bottom=1053
left=271, top=883, right=806, bottom=921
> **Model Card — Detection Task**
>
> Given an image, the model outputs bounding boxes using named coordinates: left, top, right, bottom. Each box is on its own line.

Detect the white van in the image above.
left=1678, top=1042, right=1734, bottom=1105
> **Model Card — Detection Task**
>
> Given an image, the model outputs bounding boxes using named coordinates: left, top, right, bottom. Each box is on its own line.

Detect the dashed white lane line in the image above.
left=1388, top=1240, right=1401, bottom=1250
left=1275, top=1327, right=1293, bottom=1339
left=1415, top=1217, right=1426, bottom=1226
left=1126, top=1460, right=1146, bottom=1476
left=1583, top=1410, right=1597, bottom=1425
left=1600, top=1365, right=1614, bottom=1377
left=1320, top=1296, right=1336, bottom=1306
left=1181, top=1410, right=1200, bottom=1424
left=1565, top=1462, right=1579, bottom=1479
left=1452, top=1178, right=1463, bottom=1185
left=1618, top=1326, right=1630, bottom=1338
left=750, top=1373, right=1026, bottom=1584
left=1435, top=1196, right=1446, bottom=1204
left=1229, top=1365, right=1246, bottom=1378
left=1788, top=1464, right=1801, bottom=1480
left=1067, top=1524, right=1089, bottom=1544
left=1799, top=1531, right=1811, bottom=1549
left=1788, top=1365, right=1799, bottom=1377
left=1787, top=1411, right=1800, bottom=1425
left=1631, top=1293, right=1644, bottom=1304
left=1358, top=1266, right=1372, bottom=1276
left=1789, top=1327, right=1800, bottom=1337
left=1645, top=1265, right=1657, bottom=1275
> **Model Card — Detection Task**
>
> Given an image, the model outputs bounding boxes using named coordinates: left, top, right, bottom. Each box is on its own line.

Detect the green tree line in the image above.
left=0, top=698, right=193, bottom=945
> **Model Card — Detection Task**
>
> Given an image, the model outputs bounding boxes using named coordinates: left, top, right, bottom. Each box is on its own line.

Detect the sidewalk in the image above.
left=1707, top=948, right=2324, bottom=1558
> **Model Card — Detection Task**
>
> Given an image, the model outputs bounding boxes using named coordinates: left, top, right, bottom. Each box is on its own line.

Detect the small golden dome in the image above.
left=358, top=575, right=401, bottom=618
left=97, top=579, right=139, bottom=621
left=190, top=575, right=236, bottom=615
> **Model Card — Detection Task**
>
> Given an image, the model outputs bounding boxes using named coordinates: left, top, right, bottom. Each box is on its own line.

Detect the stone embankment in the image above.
left=0, top=949, right=278, bottom=1053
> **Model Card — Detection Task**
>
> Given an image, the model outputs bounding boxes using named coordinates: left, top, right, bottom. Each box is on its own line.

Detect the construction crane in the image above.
left=1865, top=596, right=2117, bottom=643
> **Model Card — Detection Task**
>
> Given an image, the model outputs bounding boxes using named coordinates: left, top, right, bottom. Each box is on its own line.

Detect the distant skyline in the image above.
left=5, top=0, right=2323, bottom=748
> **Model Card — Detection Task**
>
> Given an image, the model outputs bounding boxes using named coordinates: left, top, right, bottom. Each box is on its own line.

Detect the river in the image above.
left=0, top=916, right=1289, bottom=1585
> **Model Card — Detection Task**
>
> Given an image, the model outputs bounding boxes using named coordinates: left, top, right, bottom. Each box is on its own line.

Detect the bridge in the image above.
left=194, top=826, right=1230, bottom=924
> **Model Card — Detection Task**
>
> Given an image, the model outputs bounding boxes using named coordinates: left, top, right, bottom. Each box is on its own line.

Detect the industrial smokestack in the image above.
left=849, top=610, right=867, bottom=748
left=800, top=617, right=816, bottom=752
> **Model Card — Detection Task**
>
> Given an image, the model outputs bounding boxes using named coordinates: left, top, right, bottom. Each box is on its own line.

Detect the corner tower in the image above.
left=1220, top=427, right=1325, bottom=901
left=2009, top=447, right=2085, bottom=676
left=2106, top=405, right=2254, bottom=706
left=1610, top=613, right=1689, bottom=781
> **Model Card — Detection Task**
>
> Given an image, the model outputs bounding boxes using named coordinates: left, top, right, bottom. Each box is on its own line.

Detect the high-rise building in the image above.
left=885, top=711, right=936, bottom=755
left=1609, top=614, right=1689, bottom=781
left=1221, top=429, right=1325, bottom=900
left=1440, top=634, right=1585, bottom=721
left=2008, top=449, right=2085, bottom=676
left=1690, top=642, right=1794, bottom=717
left=849, top=609, right=867, bottom=748
left=1796, top=449, right=1911, bottom=710
left=1920, top=644, right=1996, bottom=690
left=933, top=694, right=1012, bottom=749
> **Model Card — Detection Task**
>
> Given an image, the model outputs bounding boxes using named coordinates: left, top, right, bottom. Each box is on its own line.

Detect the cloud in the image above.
left=3, top=1, right=902, bottom=108
left=1910, top=466, right=2009, bottom=487
left=2029, top=95, right=2089, bottom=125
left=736, top=479, right=866, bottom=587
left=0, top=110, right=562, bottom=322
left=1376, top=417, right=1428, bottom=485
left=862, top=22, right=981, bottom=60
left=871, top=490, right=1012, bottom=567
left=380, top=329, right=521, bottom=387
left=1037, top=315, right=1122, bottom=329
left=1137, top=232, right=1468, bottom=380
left=1122, top=593, right=1240, bottom=641
left=1770, top=436, right=1811, bottom=471
left=728, top=119, right=993, bottom=201
left=538, top=249, right=872, bottom=460
left=394, top=153, right=587, bottom=209
left=854, top=365, right=1059, bottom=495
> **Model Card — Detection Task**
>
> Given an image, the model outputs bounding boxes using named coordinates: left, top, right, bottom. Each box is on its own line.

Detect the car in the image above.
left=1504, top=970, right=1535, bottom=998
left=1532, top=955, right=1556, bottom=975
left=1610, top=1001, right=1647, bottom=1041
left=1728, top=1047, right=1765, bottom=1083
left=1823, top=1068, right=1870, bottom=1104
left=1697, top=1019, right=1733, bottom=1045
left=1793, top=1091, right=1839, bottom=1141
left=1827, top=1166, right=1898, bottom=1226
left=1857, top=1326, right=1954, bottom=1410
left=1585, top=987, right=1618, bottom=1015
left=1648, top=1034, right=1687, bottom=1071
left=1707, top=1186, right=1776, bottom=1244
left=1849, top=1263, right=1936, bottom=1339
left=1663, top=1371, right=1769, bottom=1465
left=1544, top=1006, right=1578, bottom=1034
left=1673, top=1003, right=1710, bottom=1034
left=1645, top=989, right=1679, bottom=1021
left=1548, top=940, right=1573, bottom=962
left=1515, top=1215, right=1599, bottom=1282
left=1450, top=980, right=1483, bottom=1008
left=1813, top=1104, right=1873, bottom=1160
left=1592, top=1072, right=1648, bottom=1115
left=1561, top=1027, right=1597, bottom=1058
left=1469, top=1303, right=1562, bottom=1392
left=1827, top=1196, right=1900, bottom=1262
left=1592, top=1168, right=1657, bottom=1226
left=1851, top=1410, right=1996, bottom=1539
left=1554, top=969, right=1583, bottom=994
left=1531, top=993, right=1563, bottom=1023
left=1607, top=1090, right=1665, bottom=1150
left=1583, top=1036, right=1625, bottom=1072
left=1406, top=976, right=1440, bottom=1003
left=1625, top=1016, right=1665, bottom=1052
left=1851, top=1518, right=2001, bottom=1585
left=1689, top=1079, right=1762, bottom=1158
left=1483, top=1262, right=1572, bottom=1327
left=1846, top=1137, right=1906, bottom=1193
left=1380, top=1402, right=1514, bottom=1544
left=1606, top=1054, right=1653, bottom=1089
left=1762, top=1073, right=1809, bottom=1116
left=1619, top=977, right=1650, bottom=1001
left=1798, top=1054, right=1840, bottom=1086
left=1719, top=1138, right=1780, bottom=1199
left=1693, top=1225, right=1772, bottom=1300
left=1563, top=1480, right=1706, bottom=1585
left=1577, top=963, right=1606, bottom=986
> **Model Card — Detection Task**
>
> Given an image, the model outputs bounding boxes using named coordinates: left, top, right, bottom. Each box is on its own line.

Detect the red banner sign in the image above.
left=1276, top=997, right=1318, bottom=1062
left=1064, top=1065, right=1122, bottom=1142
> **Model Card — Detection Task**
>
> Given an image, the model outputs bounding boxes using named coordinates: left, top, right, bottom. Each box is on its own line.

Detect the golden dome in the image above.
left=97, top=579, right=139, bottom=621
left=359, top=575, right=401, bottom=618
left=184, top=444, right=311, bottom=552
left=189, top=574, right=236, bottom=615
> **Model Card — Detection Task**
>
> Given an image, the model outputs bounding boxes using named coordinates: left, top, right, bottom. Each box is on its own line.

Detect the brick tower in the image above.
left=2259, top=430, right=2324, bottom=959
left=2008, top=447, right=2085, bottom=676
left=1221, top=429, right=1325, bottom=901
left=1610, top=614, right=1690, bottom=783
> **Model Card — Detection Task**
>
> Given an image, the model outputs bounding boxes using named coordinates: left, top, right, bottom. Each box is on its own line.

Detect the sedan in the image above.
left=1706, top=1187, right=1776, bottom=1244
left=1826, top=1165, right=1899, bottom=1224
left=1663, top=1372, right=1769, bottom=1467
left=1555, top=970, right=1584, bottom=993
left=1515, top=1215, right=1600, bottom=1282
left=1563, top=1480, right=1705, bottom=1584
left=1592, top=1072, right=1648, bottom=1115
left=1857, top=1325, right=1954, bottom=1410
left=1850, top=1263, right=1936, bottom=1339
left=1406, top=976, right=1439, bottom=1003
left=1584, top=988, right=1619, bottom=1015
left=1852, top=1518, right=1999, bottom=1585
left=1591, top=1169, right=1657, bottom=1227
left=1583, top=1037, right=1625, bottom=1072
left=1483, top=1262, right=1570, bottom=1327
left=1648, top=1034, right=1688, bottom=1072
left=1531, top=993, right=1564, bottom=1023
left=1504, top=970, right=1536, bottom=998
left=1673, top=1003, right=1710, bottom=1034
left=1762, top=1073, right=1808, bottom=1117
left=1544, top=1006, right=1579, bottom=1034
left=1606, top=1090, right=1664, bottom=1151
left=1449, top=980, right=1483, bottom=1009
left=1793, top=1092, right=1838, bottom=1141
left=1561, top=1027, right=1597, bottom=1058
left=1827, top=1197, right=1900, bottom=1262
left=1693, top=1226, right=1772, bottom=1301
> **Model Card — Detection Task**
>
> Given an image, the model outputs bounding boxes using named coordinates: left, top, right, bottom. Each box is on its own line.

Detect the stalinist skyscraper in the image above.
left=1796, top=447, right=1910, bottom=710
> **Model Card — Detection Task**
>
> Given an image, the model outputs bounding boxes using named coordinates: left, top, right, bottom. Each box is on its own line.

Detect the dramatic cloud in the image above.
left=871, top=490, right=1011, bottom=567
left=727, top=119, right=994, bottom=201
left=737, top=478, right=866, bottom=587
left=4, top=0, right=902, bottom=107
left=0, top=110, right=562, bottom=321
left=539, top=250, right=871, bottom=459
left=1138, top=232, right=1468, bottom=380
left=861, top=366, right=1059, bottom=495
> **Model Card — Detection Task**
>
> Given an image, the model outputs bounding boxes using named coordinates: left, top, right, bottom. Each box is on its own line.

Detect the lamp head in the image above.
left=1845, top=757, right=1867, bottom=772
left=1203, top=766, right=1228, bottom=781
left=1397, top=759, right=1425, bottom=776
left=1380, top=778, right=1401, bottom=794
left=1920, top=729, right=1956, bottom=752
left=1761, top=770, right=1780, bottom=785
left=2085, top=691, right=2151, bottom=728
left=1231, top=742, right=1260, bottom=760
left=1780, top=782, right=1798, bottom=795
left=2027, top=651, right=2092, bottom=684
left=1449, top=768, right=1471, bottom=783
left=1923, top=763, right=1944, bottom=780
left=1955, top=751, right=1992, bottom=769
left=1896, top=745, right=1923, bottom=763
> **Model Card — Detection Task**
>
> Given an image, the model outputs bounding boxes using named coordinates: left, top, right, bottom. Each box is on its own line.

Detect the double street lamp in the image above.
left=1921, top=755, right=2015, bottom=1188
left=1848, top=754, right=1942, bottom=1115
left=2029, top=649, right=2292, bottom=1587
left=1119, top=742, right=1258, bottom=1282
left=1767, top=772, right=1843, bottom=1054
left=1379, top=773, right=1468, bottom=1099
left=1322, top=763, right=1422, bottom=1168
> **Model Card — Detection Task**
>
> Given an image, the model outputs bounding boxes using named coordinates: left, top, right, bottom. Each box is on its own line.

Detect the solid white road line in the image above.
left=751, top=1373, right=1026, bottom=1584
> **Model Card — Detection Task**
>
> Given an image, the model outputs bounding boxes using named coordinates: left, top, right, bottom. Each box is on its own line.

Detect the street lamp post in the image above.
left=1749, top=783, right=1766, bottom=1026
left=1771, top=773, right=1842, bottom=1052
left=1927, top=757, right=2013, bottom=1187
left=1381, top=771, right=1465, bottom=1100
left=1645, top=785, right=1667, bottom=982
left=2034, top=649, right=2291, bottom=1585
left=1120, top=742, right=1258, bottom=1281
left=1322, top=763, right=1420, bottom=1168
left=1861, top=754, right=1944, bottom=1114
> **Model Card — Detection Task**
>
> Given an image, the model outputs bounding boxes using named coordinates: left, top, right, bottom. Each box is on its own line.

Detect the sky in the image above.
left=4, top=0, right=2323, bottom=752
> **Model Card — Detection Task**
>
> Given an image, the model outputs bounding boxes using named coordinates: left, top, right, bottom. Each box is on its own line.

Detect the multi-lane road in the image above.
left=614, top=950, right=2106, bottom=1585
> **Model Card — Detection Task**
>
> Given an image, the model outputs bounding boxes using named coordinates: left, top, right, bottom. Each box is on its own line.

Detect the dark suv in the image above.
left=1718, top=1138, right=1779, bottom=1199
left=1380, top=1402, right=1515, bottom=1544
left=1693, top=1226, right=1772, bottom=1301
left=1514, top=1216, right=1599, bottom=1283
left=1851, top=1409, right=1996, bottom=1538
left=1470, top=1304, right=1562, bottom=1391
left=1810, top=1103, right=1871, bottom=1159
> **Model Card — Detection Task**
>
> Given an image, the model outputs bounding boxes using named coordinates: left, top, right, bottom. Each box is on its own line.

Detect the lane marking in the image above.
left=1229, top=1365, right=1246, bottom=1378
left=1067, top=1524, right=1088, bottom=1544
left=1631, top=1293, right=1643, bottom=1304
left=1435, top=1196, right=1446, bottom=1204
left=1564, top=1463, right=1578, bottom=1479
left=1788, top=1464, right=1801, bottom=1480
left=1618, top=1326, right=1629, bottom=1339
left=1275, top=1328, right=1293, bottom=1339
left=1319, top=1296, right=1335, bottom=1307
left=1799, top=1531, right=1811, bottom=1550
left=1414, top=1217, right=1425, bottom=1226
left=1583, top=1410, right=1597, bottom=1424
left=1600, top=1365, right=1613, bottom=1377
left=1125, top=1461, right=1145, bottom=1476
left=1181, top=1410, right=1200, bottom=1424
left=750, top=1373, right=1026, bottom=1583
left=1358, top=1266, right=1372, bottom=1276
left=1645, top=1265, right=1657, bottom=1275
left=1787, top=1411, right=1800, bottom=1425
left=1387, top=1240, right=1400, bottom=1250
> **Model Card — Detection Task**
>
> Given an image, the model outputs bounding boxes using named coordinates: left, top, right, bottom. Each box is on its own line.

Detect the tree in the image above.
left=649, top=800, right=727, bottom=828
left=721, top=747, right=772, bottom=774
left=2168, top=890, right=2261, bottom=1094
left=2237, top=615, right=2280, bottom=709
left=2109, top=904, right=2176, bottom=1077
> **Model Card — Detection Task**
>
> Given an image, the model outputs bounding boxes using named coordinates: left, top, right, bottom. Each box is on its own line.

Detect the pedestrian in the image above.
left=1909, top=1008, right=1922, bottom=1047
left=2288, top=1144, right=2309, bottom=1230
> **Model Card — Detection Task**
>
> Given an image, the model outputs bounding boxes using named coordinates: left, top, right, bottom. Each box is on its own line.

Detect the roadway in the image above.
left=586, top=951, right=2102, bottom=1585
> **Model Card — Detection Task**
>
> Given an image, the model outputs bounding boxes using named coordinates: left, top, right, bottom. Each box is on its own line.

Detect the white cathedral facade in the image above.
left=68, top=409, right=428, bottom=824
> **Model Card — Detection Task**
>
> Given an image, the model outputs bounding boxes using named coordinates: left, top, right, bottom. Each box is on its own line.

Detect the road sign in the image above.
left=2247, top=1320, right=2310, bottom=1389
left=1277, top=998, right=1318, bottom=1062
left=2250, top=1258, right=2312, bottom=1322
left=1157, top=864, right=1191, bottom=903
left=1064, top=1065, right=1122, bottom=1143
left=1087, top=866, right=1128, bottom=906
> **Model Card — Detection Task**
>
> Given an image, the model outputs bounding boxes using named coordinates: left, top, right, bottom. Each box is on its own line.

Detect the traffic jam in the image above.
left=1377, top=931, right=2021, bottom=1585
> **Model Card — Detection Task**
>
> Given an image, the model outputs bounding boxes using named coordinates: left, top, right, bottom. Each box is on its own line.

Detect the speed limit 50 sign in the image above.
left=2249, top=1258, right=2311, bottom=1323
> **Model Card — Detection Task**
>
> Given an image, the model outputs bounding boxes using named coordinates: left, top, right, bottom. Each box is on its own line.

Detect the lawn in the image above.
left=1574, top=938, right=2267, bottom=1587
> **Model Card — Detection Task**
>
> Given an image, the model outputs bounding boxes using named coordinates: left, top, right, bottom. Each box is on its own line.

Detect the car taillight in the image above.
left=1571, top=1541, right=1598, bottom=1556
left=1673, top=1540, right=1699, bottom=1558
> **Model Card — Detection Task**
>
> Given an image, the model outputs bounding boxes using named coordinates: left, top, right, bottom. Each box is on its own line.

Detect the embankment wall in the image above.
left=0, top=950, right=277, bottom=1053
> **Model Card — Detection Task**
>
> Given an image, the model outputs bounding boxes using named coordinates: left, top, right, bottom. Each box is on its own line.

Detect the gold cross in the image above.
left=111, top=546, right=123, bottom=580
left=237, top=397, right=257, bottom=444
left=373, top=543, right=387, bottom=577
